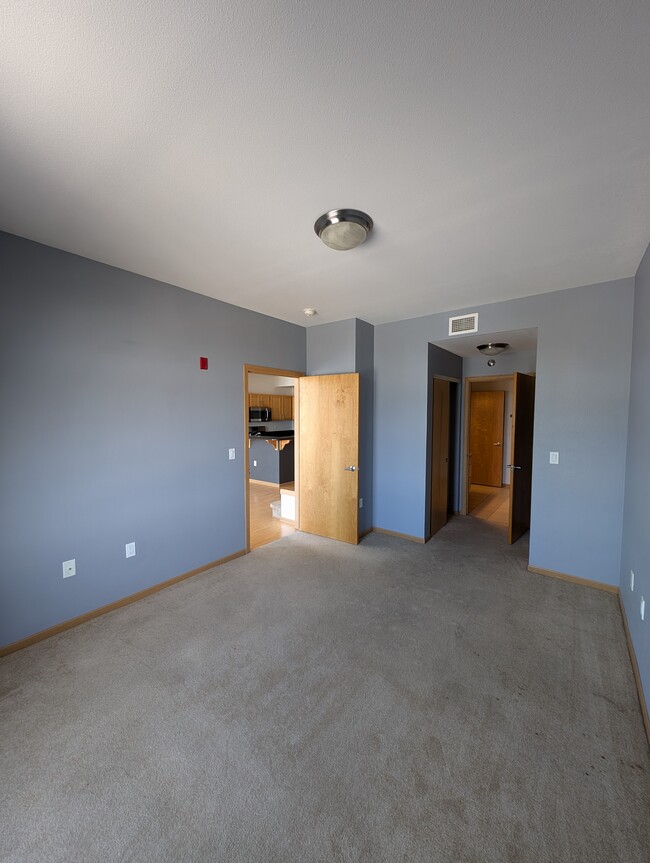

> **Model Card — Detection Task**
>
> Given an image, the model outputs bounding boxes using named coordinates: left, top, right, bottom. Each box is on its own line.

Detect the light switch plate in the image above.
left=125, top=542, right=136, bottom=558
left=549, top=451, right=559, bottom=464
left=229, top=448, right=236, bottom=460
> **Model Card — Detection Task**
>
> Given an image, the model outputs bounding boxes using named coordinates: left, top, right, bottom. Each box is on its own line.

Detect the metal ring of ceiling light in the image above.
left=476, top=342, right=509, bottom=356
left=314, top=209, right=374, bottom=251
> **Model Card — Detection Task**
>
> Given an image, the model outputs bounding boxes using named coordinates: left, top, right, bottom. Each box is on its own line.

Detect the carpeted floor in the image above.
left=1, top=517, right=649, bottom=862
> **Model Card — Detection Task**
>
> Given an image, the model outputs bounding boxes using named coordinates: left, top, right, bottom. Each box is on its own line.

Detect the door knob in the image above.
left=344, top=465, right=357, bottom=471
left=506, top=464, right=522, bottom=470
left=493, top=442, right=501, bottom=446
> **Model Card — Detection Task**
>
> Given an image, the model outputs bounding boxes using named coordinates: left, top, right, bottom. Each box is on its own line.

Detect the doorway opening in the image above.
left=463, top=373, right=536, bottom=544
left=243, top=365, right=303, bottom=552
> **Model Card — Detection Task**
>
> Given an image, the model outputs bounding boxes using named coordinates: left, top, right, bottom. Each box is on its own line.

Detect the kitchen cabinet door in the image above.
left=270, top=395, right=282, bottom=419
left=281, top=396, right=292, bottom=421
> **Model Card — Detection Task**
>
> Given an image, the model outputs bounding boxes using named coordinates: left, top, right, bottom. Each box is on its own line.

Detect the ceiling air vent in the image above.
left=448, top=313, right=478, bottom=336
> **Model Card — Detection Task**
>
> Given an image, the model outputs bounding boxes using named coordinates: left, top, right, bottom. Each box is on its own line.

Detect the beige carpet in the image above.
left=1, top=518, right=648, bottom=862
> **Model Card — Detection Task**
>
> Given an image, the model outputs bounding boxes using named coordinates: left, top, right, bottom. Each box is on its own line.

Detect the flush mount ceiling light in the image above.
left=314, top=209, right=373, bottom=251
left=477, top=342, right=509, bottom=356
left=303, top=308, right=318, bottom=317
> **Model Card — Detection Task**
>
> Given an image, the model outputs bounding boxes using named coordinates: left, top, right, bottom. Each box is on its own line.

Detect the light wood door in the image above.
left=298, top=373, right=359, bottom=544
left=469, top=391, right=505, bottom=487
left=508, top=373, right=535, bottom=544
left=430, top=379, right=450, bottom=537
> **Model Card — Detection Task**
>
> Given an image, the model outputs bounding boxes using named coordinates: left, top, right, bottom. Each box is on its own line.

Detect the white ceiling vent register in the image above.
left=448, top=313, right=479, bottom=336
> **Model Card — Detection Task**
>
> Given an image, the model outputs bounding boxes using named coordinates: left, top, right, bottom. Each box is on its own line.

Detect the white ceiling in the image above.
left=2, top=1, right=649, bottom=326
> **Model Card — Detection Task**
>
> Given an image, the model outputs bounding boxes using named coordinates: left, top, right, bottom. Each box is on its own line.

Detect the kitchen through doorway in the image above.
left=244, top=365, right=303, bottom=551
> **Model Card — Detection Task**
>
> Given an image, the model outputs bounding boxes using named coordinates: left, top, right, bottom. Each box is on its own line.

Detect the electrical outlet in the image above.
left=359, top=497, right=363, bottom=509
left=641, top=596, right=645, bottom=622
left=229, top=448, right=236, bottom=460
left=62, top=559, right=76, bottom=579
left=630, top=570, right=635, bottom=591
left=125, top=542, right=136, bottom=558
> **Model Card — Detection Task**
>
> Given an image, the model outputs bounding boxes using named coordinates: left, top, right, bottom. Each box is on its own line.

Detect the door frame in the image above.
left=427, top=374, right=460, bottom=541
left=243, top=364, right=304, bottom=553
left=461, top=374, right=513, bottom=516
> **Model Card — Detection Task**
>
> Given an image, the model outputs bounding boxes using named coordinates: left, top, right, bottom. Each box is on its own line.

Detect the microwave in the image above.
left=249, top=407, right=271, bottom=422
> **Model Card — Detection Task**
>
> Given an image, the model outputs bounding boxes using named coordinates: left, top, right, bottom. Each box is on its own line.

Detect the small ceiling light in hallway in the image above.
left=477, top=342, right=509, bottom=356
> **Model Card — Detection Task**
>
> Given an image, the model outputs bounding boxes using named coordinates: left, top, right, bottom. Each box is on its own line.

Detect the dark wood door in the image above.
left=469, top=391, right=505, bottom=487
left=430, top=379, right=450, bottom=537
left=508, top=373, right=536, bottom=544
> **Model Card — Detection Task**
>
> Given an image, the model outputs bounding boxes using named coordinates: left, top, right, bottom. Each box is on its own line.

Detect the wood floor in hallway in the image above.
left=249, top=480, right=295, bottom=550
left=468, top=483, right=510, bottom=529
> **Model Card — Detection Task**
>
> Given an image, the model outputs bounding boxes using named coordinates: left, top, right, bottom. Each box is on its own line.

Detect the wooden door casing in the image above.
left=430, top=379, right=450, bottom=537
left=469, top=391, right=505, bottom=487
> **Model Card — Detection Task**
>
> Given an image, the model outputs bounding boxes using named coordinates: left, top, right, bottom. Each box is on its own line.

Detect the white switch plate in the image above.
left=359, top=497, right=364, bottom=509
left=641, top=596, right=645, bottom=621
left=253, top=460, right=257, bottom=467
left=62, top=559, right=76, bottom=579
left=125, top=542, right=136, bottom=558
left=229, top=448, right=236, bottom=460
left=549, top=452, right=559, bottom=464
left=630, top=570, right=635, bottom=591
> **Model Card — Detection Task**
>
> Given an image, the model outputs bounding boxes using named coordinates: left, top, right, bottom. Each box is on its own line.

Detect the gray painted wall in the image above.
left=620, top=240, right=650, bottom=710
left=374, top=279, right=634, bottom=585
left=0, top=232, right=306, bottom=647
left=306, top=319, right=356, bottom=375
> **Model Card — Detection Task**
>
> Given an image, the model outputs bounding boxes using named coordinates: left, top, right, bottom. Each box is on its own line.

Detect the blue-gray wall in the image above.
left=306, top=319, right=356, bottom=375
left=374, top=279, right=635, bottom=585
left=0, top=232, right=305, bottom=647
left=620, top=240, right=650, bottom=712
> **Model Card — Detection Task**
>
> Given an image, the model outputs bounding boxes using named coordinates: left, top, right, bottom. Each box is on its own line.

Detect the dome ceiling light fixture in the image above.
left=314, top=209, right=373, bottom=251
left=477, top=342, right=509, bottom=356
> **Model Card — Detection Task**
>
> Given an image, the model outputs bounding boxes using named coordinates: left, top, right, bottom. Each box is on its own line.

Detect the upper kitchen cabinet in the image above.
left=248, top=393, right=294, bottom=421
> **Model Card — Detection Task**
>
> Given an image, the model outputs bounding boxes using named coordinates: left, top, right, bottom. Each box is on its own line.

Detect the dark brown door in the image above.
left=298, top=373, right=359, bottom=545
left=469, top=391, right=505, bottom=487
left=430, top=379, right=450, bottom=537
left=508, top=373, right=536, bottom=544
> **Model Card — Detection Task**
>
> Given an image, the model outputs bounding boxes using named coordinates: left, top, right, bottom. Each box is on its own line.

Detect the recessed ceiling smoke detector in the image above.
left=477, top=342, right=509, bottom=356
left=314, top=209, right=373, bottom=251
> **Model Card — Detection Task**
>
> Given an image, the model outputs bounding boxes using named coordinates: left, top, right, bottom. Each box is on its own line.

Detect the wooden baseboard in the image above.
left=618, top=596, right=650, bottom=750
left=527, top=565, right=619, bottom=594
left=372, top=527, right=425, bottom=544
left=249, top=479, right=280, bottom=487
left=0, top=549, right=246, bottom=658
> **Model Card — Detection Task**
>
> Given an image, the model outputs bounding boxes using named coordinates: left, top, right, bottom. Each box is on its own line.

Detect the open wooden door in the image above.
left=430, top=378, right=450, bottom=537
left=508, top=373, right=535, bottom=544
left=469, top=391, right=505, bottom=487
left=298, top=373, right=359, bottom=544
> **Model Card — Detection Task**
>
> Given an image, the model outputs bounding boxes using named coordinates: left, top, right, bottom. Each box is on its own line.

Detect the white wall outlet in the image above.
left=229, top=448, right=236, bottom=460
left=62, top=559, right=76, bottom=579
left=641, top=596, right=645, bottom=621
left=549, top=451, right=559, bottom=464
left=125, top=542, right=136, bottom=558
left=630, top=570, right=635, bottom=591
left=359, top=497, right=364, bottom=509
left=253, top=460, right=257, bottom=467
